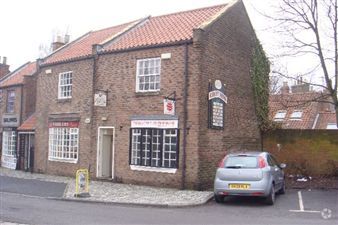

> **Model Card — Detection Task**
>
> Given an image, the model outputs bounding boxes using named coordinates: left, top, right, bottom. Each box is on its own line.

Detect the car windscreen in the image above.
left=224, top=156, right=258, bottom=168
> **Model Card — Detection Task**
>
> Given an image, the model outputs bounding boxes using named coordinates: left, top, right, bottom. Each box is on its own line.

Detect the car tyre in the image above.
left=278, top=181, right=286, bottom=195
left=265, top=184, right=275, bottom=205
left=214, top=194, right=224, bottom=203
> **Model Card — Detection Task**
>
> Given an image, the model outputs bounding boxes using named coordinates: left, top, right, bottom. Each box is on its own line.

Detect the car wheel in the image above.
left=278, top=181, right=286, bottom=195
left=214, top=194, right=225, bottom=203
left=265, top=184, right=275, bottom=205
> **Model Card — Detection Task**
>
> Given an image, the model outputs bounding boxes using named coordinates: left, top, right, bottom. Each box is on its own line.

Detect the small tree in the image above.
left=269, top=0, right=338, bottom=126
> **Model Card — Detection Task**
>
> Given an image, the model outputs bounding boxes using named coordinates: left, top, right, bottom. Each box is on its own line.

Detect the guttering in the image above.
left=181, top=43, right=189, bottom=190
left=40, top=55, right=93, bottom=68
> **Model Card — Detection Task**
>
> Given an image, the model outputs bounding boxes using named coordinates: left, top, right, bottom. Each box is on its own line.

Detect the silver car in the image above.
left=214, top=152, right=286, bottom=205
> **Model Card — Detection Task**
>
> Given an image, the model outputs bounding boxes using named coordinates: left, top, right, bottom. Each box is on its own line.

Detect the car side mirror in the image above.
left=279, top=163, right=287, bottom=169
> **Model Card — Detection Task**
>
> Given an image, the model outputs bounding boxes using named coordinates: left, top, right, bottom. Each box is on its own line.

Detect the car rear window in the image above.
left=224, top=156, right=258, bottom=168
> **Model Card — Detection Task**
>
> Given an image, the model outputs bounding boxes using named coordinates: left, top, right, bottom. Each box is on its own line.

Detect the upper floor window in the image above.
left=290, top=110, right=303, bottom=120
left=274, top=110, right=287, bottom=121
left=7, top=90, right=15, bottom=113
left=136, top=58, right=161, bottom=92
left=58, top=71, right=72, bottom=99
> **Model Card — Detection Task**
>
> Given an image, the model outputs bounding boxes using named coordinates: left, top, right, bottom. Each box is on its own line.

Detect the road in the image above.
left=0, top=176, right=337, bottom=225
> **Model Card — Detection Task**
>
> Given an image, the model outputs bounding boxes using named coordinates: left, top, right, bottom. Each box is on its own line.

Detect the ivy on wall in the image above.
left=250, top=39, right=272, bottom=132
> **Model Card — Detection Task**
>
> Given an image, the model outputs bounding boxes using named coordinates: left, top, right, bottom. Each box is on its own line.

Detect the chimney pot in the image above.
left=3, top=56, right=7, bottom=65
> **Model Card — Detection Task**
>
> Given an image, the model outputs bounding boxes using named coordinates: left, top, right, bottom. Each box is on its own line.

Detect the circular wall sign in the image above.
left=215, top=80, right=222, bottom=90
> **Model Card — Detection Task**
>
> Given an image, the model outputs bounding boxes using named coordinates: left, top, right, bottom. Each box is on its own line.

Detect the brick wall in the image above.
left=93, top=46, right=190, bottom=189
left=263, top=129, right=338, bottom=177
left=34, top=59, right=94, bottom=176
left=22, top=74, right=37, bottom=120
left=194, top=0, right=261, bottom=189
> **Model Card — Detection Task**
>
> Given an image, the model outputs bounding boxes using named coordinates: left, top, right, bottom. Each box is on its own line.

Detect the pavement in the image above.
left=0, top=167, right=213, bottom=207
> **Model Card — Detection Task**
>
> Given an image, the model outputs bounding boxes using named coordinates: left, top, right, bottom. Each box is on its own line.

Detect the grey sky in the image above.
left=0, top=0, right=274, bottom=69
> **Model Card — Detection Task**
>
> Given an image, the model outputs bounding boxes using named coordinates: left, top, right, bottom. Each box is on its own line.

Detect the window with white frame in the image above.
left=2, top=131, right=16, bottom=156
left=274, top=110, right=287, bottom=121
left=58, top=71, right=73, bottom=99
left=326, top=123, right=338, bottom=129
left=7, top=90, right=15, bottom=113
left=130, top=128, right=178, bottom=168
left=48, top=127, right=79, bottom=162
left=136, top=58, right=161, bottom=92
left=290, top=110, right=303, bottom=120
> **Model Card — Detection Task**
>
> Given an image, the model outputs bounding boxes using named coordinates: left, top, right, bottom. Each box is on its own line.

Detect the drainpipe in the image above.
left=90, top=45, right=100, bottom=174
left=181, top=43, right=189, bottom=190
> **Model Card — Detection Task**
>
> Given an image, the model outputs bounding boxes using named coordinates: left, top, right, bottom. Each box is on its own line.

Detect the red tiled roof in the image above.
left=18, top=114, right=36, bottom=131
left=0, top=62, right=36, bottom=88
left=43, top=21, right=138, bottom=65
left=43, top=4, right=227, bottom=64
left=269, top=92, right=323, bottom=129
left=314, top=112, right=337, bottom=129
left=104, top=4, right=226, bottom=51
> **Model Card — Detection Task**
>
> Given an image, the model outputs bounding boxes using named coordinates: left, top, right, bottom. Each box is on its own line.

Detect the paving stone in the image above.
left=0, top=168, right=213, bottom=207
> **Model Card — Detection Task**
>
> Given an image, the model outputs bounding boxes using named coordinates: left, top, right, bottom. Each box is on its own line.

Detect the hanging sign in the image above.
left=208, top=80, right=227, bottom=129
left=164, top=98, right=176, bottom=115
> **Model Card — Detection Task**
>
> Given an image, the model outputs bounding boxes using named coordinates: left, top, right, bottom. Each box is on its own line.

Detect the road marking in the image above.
left=289, top=191, right=320, bottom=214
left=298, top=191, right=304, bottom=211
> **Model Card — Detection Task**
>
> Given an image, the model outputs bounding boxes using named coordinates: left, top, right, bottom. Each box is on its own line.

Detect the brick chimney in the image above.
left=51, top=35, right=70, bottom=52
left=291, top=78, right=310, bottom=93
left=0, top=56, right=10, bottom=79
left=280, top=81, right=290, bottom=94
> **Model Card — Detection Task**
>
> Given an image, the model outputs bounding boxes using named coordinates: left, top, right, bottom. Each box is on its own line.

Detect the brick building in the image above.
left=35, top=0, right=262, bottom=190
left=0, top=61, right=37, bottom=170
left=270, top=82, right=337, bottom=129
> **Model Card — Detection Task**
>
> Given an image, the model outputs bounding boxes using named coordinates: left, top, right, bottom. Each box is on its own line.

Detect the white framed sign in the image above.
left=131, top=120, right=178, bottom=129
left=94, top=91, right=107, bottom=107
left=164, top=98, right=176, bottom=115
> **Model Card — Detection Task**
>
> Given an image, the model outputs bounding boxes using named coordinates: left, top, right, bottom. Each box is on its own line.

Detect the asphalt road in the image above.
left=0, top=175, right=67, bottom=198
left=1, top=189, right=337, bottom=225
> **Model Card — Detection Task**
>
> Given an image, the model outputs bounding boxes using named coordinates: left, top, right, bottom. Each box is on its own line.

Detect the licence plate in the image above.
left=229, top=184, right=250, bottom=190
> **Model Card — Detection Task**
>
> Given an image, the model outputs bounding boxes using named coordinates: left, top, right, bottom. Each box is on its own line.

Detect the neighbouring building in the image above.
left=35, top=0, right=263, bottom=190
left=0, top=61, right=37, bottom=170
left=269, top=81, right=337, bottom=129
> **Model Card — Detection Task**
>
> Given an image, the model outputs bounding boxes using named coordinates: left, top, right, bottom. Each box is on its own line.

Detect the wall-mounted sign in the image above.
left=94, top=91, right=107, bottom=107
left=49, top=121, right=79, bottom=128
left=208, top=80, right=227, bottom=129
left=164, top=98, right=176, bottom=115
left=2, top=114, right=19, bottom=127
left=131, top=120, right=178, bottom=129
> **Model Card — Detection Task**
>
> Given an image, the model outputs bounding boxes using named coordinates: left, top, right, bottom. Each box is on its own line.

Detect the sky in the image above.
left=0, top=0, right=318, bottom=85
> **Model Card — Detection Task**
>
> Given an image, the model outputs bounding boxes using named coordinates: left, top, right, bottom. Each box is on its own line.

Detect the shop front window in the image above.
left=130, top=128, right=178, bottom=168
left=2, top=131, right=16, bottom=156
left=48, top=126, right=79, bottom=163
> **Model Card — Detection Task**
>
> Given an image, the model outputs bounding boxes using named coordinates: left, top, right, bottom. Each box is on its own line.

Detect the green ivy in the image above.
left=251, top=39, right=273, bottom=132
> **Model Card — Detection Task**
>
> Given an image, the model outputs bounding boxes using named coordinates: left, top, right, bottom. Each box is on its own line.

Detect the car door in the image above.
left=269, top=155, right=284, bottom=189
left=267, top=154, right=282, bottom=189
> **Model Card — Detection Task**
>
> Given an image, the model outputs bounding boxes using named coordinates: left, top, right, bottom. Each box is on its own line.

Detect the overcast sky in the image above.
left=0, top=0, right=300, bottom=79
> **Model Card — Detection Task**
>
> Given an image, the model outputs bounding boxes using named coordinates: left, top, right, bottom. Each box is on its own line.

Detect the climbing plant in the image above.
left=251, top=39, right=273, bottom=132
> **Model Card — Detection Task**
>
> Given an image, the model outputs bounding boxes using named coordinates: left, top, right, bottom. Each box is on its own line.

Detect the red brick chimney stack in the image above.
left=0, top=56, right=10, bottom=79
left=280, top=81, right=290, bottom=94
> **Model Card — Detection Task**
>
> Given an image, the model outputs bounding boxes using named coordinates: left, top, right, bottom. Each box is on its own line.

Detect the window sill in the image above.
left=48, top=158, right=78, bottom=164
left=130, top=165, right=177, bottom=174
left=57, top=98, right=72, bottom=103
left=135, top=91, right=160, bottom=97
